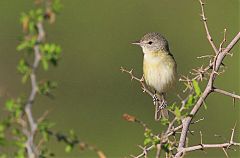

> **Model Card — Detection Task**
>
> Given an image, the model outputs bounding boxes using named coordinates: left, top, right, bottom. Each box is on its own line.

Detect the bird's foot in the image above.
left=153, top=94, right=159, bottom=105
left=159, top=100, right=167, bottom=110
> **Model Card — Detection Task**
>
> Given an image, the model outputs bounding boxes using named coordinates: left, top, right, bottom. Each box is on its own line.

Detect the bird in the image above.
left=132, top=32, right=177, bottom=120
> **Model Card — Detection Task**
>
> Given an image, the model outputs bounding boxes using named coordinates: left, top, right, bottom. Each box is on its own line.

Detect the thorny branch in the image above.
left=121, top=0, right=240, bottom=157
left=175, top=0, right=240, bottom=157
left=199, top=0, right=218, bottom=54
left=120, top=67, right=154, bottom=98
left=122, top=112, right=205, bottom=158
left=213, top=88, right=240, bottom=100
left=180, top=124, right=240, bottom=155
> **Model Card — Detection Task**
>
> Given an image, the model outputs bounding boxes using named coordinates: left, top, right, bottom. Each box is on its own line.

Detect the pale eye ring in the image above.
left=148, top=41, right=153, bottom=45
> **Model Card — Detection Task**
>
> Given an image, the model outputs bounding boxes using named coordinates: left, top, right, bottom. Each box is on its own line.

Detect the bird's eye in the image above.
left=148, top=41, right=153, bottom=45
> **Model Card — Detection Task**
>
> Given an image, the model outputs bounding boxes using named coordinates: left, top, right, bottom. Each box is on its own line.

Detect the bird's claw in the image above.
left=153, top=94, right=159, bottom=105
left=159, top=100, right=167, bottom=110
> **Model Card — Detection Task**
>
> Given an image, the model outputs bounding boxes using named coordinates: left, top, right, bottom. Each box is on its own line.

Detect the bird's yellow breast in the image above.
left=143, top=51, right=177, bottom=93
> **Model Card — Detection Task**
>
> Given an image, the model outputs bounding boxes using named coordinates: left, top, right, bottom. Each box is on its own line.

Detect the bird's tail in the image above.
left=154, top=95, right=169, bottom=121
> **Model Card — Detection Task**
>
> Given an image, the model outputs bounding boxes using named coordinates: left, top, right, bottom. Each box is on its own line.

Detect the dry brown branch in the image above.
left=122, top=113, right=149, bottom=130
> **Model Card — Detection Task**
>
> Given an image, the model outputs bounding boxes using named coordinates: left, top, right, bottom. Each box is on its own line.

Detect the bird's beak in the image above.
left=131, top=40, right=141, bottom=45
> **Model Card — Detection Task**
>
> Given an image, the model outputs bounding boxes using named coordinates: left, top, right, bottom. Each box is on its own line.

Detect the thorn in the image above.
left=230, top=122, right=237, bottom=143
left=200, top=131, right=203, bottom=144
left=222, top=148, right=229, bottom=158
left=232, top=93, right=236, bottom=107
left=142, top=87, right=146, bottom=93
left=120, top=66, right=123, bottom=72
left=213, top=71, right=220, bottom=75
left=129, top=69, right=133, bottom=74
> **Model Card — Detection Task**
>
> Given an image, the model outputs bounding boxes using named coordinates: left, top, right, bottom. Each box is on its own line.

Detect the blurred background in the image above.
left=0, top=0, right=239, bottom=157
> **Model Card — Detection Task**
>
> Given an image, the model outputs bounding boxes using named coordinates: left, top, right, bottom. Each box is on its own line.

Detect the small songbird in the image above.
left=132, top=32, right=177, bottom=120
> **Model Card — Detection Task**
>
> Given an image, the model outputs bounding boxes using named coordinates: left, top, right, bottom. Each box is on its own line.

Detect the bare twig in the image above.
left=156, top=144, right=161, bottom=158
left=199, top=0, right=218, bottom=54
left=130, top=145, right=154, bottom=158
left=183, top=142, right=240, bottom=153
left=122, top=113, right=149, bottom=130
left=177, top=125, right=240, bottom=156
left=120, top=67, right=154, bottom=97
left=222, top=148, right=229, bottom=158
left=200, top=131, right=203, bottom=144
left=219, top=29, right=227, bottom=52
left=213, top=88, right=240, bottom=100
left=37, top=110, right=50, bottom=124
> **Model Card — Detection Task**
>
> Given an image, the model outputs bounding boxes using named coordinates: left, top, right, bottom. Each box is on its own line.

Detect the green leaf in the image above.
left=40, top=43, right=62, bottom=68
left=162, top=143, right=170, bottom=153
left=17, top=37, right=36, bottom=51
left=17, top=59, right=31, bottom=83
left=28, top=21, right=35, bottom=34
left=174, top=106, right=181, bottom=119
left=65, top=145, right=73, bottom=153
left=38, top=80, right=58, bottom=96
left=38, top=120, right=55, bottom=131
left=12, top=128, right=21, bottom=136
left=4, top=98, right=23, bottom=118
left=17, top=41, right=28, bottom=51
left=36, top=9, right=44, bottom=22
left=144, top=129, right=152, bottom=138
left=153, top=136, right=160, bottom=145
left=5, top=99, right=15, bottom=112
left=0, top=137, right=6, bottom=146
left=0, top=124, right=5, bottom=132
left=160, top=117, right=169, bottom=126
left=17, top=59, right=29, bottom=74
left=143, top=138, right=152, bottom=146
left=38, top=120, right=55, bottom=142
left=185, top=94, right=194, bottom=109
left=15, top=148, right=25, bottom=158
left=192, top=80, right=201, bottom=96
left=52, top=0, right=63, bottom=13
left=167, top=102, right=176, bottom=111
left=41, top=58, right=49, bottom=71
